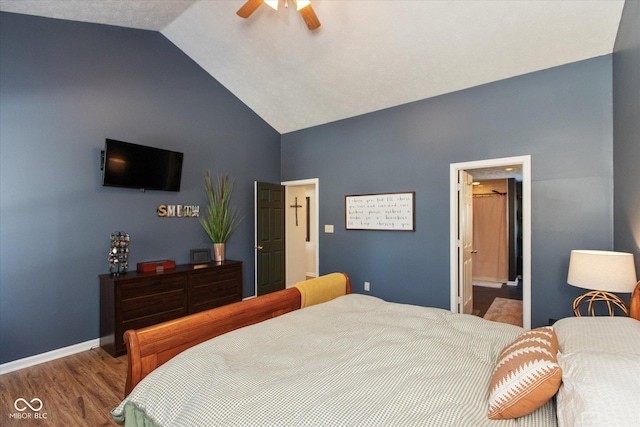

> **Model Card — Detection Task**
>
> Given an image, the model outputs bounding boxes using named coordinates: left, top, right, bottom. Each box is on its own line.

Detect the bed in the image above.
left=112, top=272, right=640, bottom=427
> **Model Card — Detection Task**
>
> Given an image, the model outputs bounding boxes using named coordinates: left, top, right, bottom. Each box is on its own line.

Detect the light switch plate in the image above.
left=324, top=224, right=334, bottom=233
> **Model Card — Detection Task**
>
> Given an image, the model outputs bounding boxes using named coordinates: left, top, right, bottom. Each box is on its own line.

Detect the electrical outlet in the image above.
left=364, top=281, right=370, bottom=291
left=324, top=224, right=334, bottom=233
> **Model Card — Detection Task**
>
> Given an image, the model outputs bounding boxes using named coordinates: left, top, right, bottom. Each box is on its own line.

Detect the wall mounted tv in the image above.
left=102, top=139, right=183, bottom=192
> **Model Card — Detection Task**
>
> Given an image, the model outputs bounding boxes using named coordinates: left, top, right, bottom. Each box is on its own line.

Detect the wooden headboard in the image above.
left=630, top=281, right=640, bottom=321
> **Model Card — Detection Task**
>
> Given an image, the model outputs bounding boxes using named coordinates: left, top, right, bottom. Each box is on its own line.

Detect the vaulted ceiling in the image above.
left=0, top=0, right=625, bottom=134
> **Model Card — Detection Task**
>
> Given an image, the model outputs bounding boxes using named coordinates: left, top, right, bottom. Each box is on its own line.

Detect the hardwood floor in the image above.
left=0, top=348, right=127, bottom=426
left=473, top=283, right=522, bottom=318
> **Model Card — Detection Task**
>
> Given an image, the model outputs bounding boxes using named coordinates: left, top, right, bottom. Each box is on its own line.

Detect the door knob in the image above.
left=256, top=245, right=263, bottom=250
left=471, top=250, right=478, bottom=253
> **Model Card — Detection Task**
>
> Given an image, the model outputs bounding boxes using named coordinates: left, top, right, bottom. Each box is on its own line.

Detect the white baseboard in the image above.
left=0, top=338, right=100, bottom=375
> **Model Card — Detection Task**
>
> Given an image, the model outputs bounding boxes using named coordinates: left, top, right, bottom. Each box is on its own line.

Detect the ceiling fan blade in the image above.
left=298, top=4, right=321, bottom=31
left=237, top=0, right=264, bottom=18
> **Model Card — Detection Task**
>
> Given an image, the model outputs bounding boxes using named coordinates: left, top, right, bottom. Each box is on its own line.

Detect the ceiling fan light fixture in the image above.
left=237, top=0, right=320, bottom=31
left=236, top=0, right=264, bottom=18
left=298, top=2, right=321, bottom=31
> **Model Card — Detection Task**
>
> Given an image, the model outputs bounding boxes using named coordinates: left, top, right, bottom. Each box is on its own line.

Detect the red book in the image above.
left=136, top=260, right=176, bottom=273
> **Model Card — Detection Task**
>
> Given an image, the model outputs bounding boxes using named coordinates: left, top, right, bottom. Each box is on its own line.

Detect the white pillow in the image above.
left=557, top=351, right=640, bottom=427
left=553, top=317, right=640, bottom=354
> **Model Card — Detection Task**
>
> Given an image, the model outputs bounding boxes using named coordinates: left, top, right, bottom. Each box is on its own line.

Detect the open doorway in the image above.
left=283, top=178, right=319, bottom=287
left=471, top=178, right=522, bottom=325
left=450, top=156, right=531, bottom=330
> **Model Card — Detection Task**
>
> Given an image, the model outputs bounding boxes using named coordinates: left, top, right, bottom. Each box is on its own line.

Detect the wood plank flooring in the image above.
left=0, top=348, right=127, bottom=426
left=473, top=283, right=522, bottom=318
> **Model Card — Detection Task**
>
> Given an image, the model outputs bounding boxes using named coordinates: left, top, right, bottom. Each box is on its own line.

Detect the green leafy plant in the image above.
left=200, top=172, right=241, bottom=243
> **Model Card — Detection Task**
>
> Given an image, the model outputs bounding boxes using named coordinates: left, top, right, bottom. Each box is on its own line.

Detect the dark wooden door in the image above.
left=255, top=182, right=286, bottom=295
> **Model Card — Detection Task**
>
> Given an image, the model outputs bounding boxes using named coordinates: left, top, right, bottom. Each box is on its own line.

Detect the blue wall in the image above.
left=281, top=56, right=615, bottom=329
left=0, top=13, right=280, bottom=364
left=613, top=0, right=640, bottom=272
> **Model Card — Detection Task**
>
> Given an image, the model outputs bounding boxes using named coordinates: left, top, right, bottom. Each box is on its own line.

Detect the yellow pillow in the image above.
left=488, top=326, right=562, bottom=419
left=293, top=273, right=347, bottom=308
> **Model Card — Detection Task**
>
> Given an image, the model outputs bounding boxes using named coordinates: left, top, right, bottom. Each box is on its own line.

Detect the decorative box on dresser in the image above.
left=100, top=260, right=242, bottom=357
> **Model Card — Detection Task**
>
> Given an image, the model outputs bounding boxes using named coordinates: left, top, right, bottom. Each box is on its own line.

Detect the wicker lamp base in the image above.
left=572, top=290, right=629, bottom=317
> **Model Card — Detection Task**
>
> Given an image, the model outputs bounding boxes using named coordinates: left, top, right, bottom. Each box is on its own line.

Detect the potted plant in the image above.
left=200, top=171, right=241, bottom=262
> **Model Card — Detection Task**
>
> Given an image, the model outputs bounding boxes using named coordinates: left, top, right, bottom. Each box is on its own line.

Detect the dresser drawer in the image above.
left=120, top=276, right=187, bottom=322
left=189, top=265, right=242, bottom=313
left=120, top=276, right=186, bottom=300
left=121, top=307, right=186, bottom=331
left=190, top=267, right=239, bottom=288
left=190, top=279, right=241, bottom=313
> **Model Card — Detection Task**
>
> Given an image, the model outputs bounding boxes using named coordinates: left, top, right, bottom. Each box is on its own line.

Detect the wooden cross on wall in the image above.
left=290, top=197, right=303, bottom=226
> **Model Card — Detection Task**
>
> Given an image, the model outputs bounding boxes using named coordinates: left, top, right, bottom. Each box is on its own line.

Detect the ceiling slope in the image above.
left=0, top=0, right=625, bottom=134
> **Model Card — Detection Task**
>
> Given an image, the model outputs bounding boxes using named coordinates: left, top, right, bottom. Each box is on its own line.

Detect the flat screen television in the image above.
left=102, top=139, right=183, bottom=192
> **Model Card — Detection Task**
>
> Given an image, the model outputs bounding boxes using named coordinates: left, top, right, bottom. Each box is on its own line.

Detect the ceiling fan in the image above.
left=237, top=0, right=321, bottom=31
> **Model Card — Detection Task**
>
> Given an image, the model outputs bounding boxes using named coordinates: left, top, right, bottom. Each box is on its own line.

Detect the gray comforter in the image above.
left=112, top=294, right=556, bottom=426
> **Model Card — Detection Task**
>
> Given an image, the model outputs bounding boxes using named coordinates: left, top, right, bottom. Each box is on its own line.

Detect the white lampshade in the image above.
left=567, top=250, right=637, bottom=293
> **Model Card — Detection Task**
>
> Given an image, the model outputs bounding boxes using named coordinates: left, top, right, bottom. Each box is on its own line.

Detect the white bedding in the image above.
left=554, top=317, right=640, bottom=427
left=112, top=294, right=556, bottom=426
left=553, top=316, right=640, bottom=354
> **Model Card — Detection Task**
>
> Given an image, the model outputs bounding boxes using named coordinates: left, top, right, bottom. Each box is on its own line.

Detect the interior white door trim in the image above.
left=449, top=155, right=531, bottom=330
left=253, top=181, right=258, bottom=299
left=282, top=178, right=320, bottom=280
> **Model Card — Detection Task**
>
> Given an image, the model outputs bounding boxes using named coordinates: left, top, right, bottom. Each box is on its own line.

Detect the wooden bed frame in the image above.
left=124, top=273, right=352, bottom=396
left=123, top=277, right=639, bottom=397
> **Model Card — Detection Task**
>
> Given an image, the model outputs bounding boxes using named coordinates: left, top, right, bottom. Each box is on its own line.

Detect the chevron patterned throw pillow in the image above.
left=488, top=326, right=562, bottom=419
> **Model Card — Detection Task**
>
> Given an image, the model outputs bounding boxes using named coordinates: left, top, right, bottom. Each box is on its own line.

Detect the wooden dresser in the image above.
left=99, top=260, right=242, bottom=357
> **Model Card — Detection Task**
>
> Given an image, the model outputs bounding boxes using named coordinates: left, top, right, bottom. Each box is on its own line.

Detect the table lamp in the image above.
left=567, top=250, right=638, bottom=316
